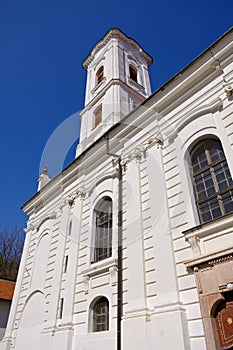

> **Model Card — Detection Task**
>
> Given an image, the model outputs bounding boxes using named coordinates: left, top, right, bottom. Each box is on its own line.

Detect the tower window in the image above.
left=93, top=196, right=112, bottom=263
left=96, top=66, right=104, bottom=85
left=129, top=64, right=138, bottom=83
left=92, top=297, right=109, bottom=332
left=190, top=138, right=233, bottom=223
left=94, top=105, right=102, bottom=129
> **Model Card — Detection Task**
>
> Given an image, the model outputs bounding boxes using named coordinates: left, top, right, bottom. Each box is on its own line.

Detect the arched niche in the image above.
left=15, top=291, right=45, bottom=350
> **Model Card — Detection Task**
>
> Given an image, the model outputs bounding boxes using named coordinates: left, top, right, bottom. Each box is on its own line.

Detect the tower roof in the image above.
left=82, top=28, right=153, bottom=70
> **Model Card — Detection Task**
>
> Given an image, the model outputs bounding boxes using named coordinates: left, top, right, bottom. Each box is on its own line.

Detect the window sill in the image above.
left=127, top=77, right=145, bottom=92
left=183, top=212, right=233, bottom=240
left=182, top=213, right=233, bottom=258
left=83, top=257, right=117, bottom=278
left=91, top=77, right=106, bottom=95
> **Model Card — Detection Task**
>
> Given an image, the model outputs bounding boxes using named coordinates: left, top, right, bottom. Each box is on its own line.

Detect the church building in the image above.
left=1, top=27, right=233, bottom=350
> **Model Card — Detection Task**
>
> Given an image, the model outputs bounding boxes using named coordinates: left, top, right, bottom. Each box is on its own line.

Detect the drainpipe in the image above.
left=105, top=135, right=123, bottom=350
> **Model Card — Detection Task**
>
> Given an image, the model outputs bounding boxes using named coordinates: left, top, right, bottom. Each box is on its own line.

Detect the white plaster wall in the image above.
left=2, top=28, right=233, bottom=350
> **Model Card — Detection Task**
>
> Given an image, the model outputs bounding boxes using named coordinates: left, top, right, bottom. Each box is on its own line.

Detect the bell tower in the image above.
left=76, top=28, right=153, bottom=156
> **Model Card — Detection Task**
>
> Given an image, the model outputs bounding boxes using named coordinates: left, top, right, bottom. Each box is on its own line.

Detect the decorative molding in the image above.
left=109, top=266, right=117, bottom=286
left=152, top=301, right=186, bottom=315
left=93, top=56, right=106, bottom=71
left=59, top=197, right=66, bottom=211
left=82, top=258, right=117, bottom=293
left=91, top=77, right=107, bottom=96
left=76, top=186, right=87, bottom=199
left=83, top=28, right=152, bottom=69
left=24, top=223, right=35, bottom=233
left=224, top=83, right=233, bottom=97
left=83, top=275, right=90, bottom=294
left=183, top=213, right=233, bottom=241
left=127, top=77, right=145, bottom=93
left=185, top=246, right=233, bottom=269
left=127, top=54, right=141, bottom=67
left=168, top=97, right=223, bottom=142
left=208, top=253, right=233, bottom=266
left=88, top=172, right=117, bottom=195
left=121, top=135, right=163, bottom=171
left=0, top=336, right=14, bottom=348
left=123, top=306, right=152, bottom=322
left=65, top=186, right=87, bottom=208
left=42, top=324, right=73, bottom=335
left=67, top=195, right=75, bottom=208
left=187, top=235, right=201, bottom=257
left=35, top=215, right=56, bottom=231
left=82, top=258, right=117, bottom=278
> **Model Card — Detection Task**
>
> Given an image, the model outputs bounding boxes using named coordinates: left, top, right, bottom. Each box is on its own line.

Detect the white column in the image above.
left=147, top=147, right=190, bottom=350
left=122, top=160, right=148, bottom=349
left=44, top=204, right=69, bottom=330
left=63, top=197, right=83, bottom=324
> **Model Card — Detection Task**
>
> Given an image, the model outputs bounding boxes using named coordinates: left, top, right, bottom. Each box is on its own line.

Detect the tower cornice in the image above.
left=79, top=78, right=147, bottom=118
left=82, top=28, right=153, bottom=70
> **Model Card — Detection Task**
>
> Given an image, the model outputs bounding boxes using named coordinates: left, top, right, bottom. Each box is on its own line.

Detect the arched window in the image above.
left=96, top=66, right=104, bottom=85
left=92, top=297, right=109, bottom=332
left=190, top=138, right=233, bottom=223
left=129, top=64, right=138, bottom=83
left=93, top=196, right=112, bottom=263
left=94, top=105, right=102, bottom=129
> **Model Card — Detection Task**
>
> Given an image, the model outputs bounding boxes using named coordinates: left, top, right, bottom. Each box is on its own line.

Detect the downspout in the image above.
left=105, top=135, right=123, bottom=350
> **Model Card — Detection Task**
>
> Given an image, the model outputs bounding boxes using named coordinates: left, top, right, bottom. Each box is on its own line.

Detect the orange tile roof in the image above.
left=0, top=279, right=15, bottom=301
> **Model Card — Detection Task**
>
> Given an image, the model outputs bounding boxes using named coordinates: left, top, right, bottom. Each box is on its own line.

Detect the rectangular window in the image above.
left=68, top=220, right=72, bottom=236
left=58, top=298, right=64, bottom=319
left=94, top=105, right=102, bottom=129
left=63, top=255, right=68, bottom=273
left=93, top=197, right=112, bottom=263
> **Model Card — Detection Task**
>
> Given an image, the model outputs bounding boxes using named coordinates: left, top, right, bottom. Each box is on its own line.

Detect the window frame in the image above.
left=129, top=64, right=138, bottom=83
left=92, top=196, right=112, bottom=264
left=90, top=296, right=109, bottom=333
left=93, top=105, right=102, bottom=129
left=190, top=138, right=233, bottom=223
left=96, top=66, right=104, bottom=85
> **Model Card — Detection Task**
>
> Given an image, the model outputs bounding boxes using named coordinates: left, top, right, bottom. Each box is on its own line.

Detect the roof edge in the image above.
left=82, top=28, right=153, bottom=69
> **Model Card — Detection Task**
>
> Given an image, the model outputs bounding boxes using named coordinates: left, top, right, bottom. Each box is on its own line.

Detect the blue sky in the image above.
left=0, top=0, right=232, bottom=229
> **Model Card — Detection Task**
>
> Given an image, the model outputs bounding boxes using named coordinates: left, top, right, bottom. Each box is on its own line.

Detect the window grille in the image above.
left=93, top=297, right=109, bottom=332
left=96, top=66, right=104, bottom=85
left=191, top=139, right=233, bottom=223
left=93, top=197, right=112, bottom=262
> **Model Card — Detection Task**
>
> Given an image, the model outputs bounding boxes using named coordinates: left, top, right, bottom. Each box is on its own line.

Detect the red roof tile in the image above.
left=0, top=279, right=15, bottom=301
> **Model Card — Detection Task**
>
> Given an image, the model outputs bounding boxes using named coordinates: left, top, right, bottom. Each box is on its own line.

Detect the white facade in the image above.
left=1, top=28, right=233, bottom=350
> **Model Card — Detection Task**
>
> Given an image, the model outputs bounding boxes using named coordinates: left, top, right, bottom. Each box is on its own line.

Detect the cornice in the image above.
left=80, top=78, right=147, bottom=116
left=82, top=28, right=153, bottom=69
left=185, top=246, right=233, bottom=269
left=167, top=97, right=223, bottom=142
left=183, top=213, right=233, bottom=259
left=183, top=212, right=233, bottom=241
